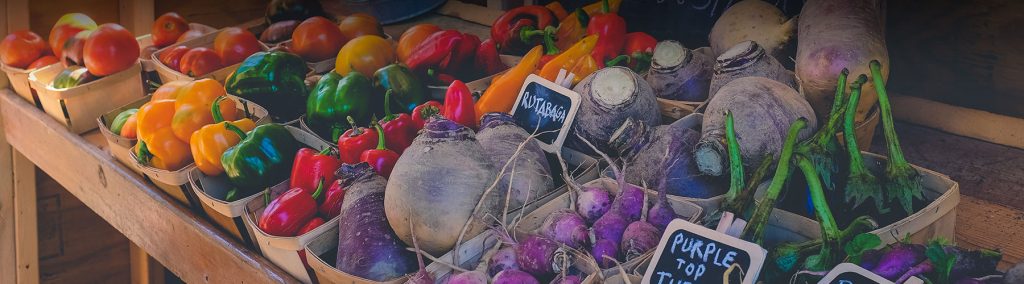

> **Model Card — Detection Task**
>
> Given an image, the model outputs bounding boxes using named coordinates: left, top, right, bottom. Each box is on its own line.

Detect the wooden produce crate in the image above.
left=190, top=125, right=334, bottom=249
left=304, top=224, right=408, bottom=284
left=27, top=62, right=145, bottom=134
left=129, top=95, right=269, bottom=212
left=863, top=152, right=960, bottom=245
left=95, top=96, right=148, bottom=176
left=1, top=62, right=52, bottom=106
left=151, top=28, right=270, bottom=83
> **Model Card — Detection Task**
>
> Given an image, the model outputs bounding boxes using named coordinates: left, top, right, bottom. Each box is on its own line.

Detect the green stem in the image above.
left=605, top=55, right=630, bottom=67
left=844, top=75, right=869, bottom=174
left=225, top=188, right=238, bottom=202
left=869, top=60, right=908, bottom=167
left=741, top=118, right=807, bottom=245
left=797, top=156, right=840, bottom=250
left=317, top=147, right=332, bottom=156
left=372, top=121, right=387, bottom=150
left=724, top=111, right=743, bottom=202
left=212, top=96, right=228, bottom=123
left=223, top=122, right=247, bottom=139
left=263, top=189, right=270, bottom=205
left=345, top=116, right=362, bottom=136
left=135, top=141, right=152, bottom=165
left=541, top=27, right=559, bottom=55
left=575, top=8, right=590, bottom=27
left=383, top=89, right=396, bottom=121
left=311, top=178, right=324, bottom=200
left=813, top=69, right=849, bottom=147
left=730, top=154, right=774, bottom=219
left=601, top=0, right=610, bottom=13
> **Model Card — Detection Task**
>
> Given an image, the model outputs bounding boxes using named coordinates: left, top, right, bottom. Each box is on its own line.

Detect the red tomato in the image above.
left=27, top=55, right=58, bottom=70
left=213, top=27, right=262, bottom=65
left=176, top=29, right=204, bottom=43
left=152, top=12, right=190, bottom=48
left=84, top=23, right=140, bottom=76
left=60, top=30, right=92, bottom=67
left=0, top=30, right=50, bottom=69
left=158, top=46, right=190, bottom=72
left=48, top=13, right=97, bottom=58
left=179, top=47, right=222, bottom=77
left=292, top=16, right=345, bottom=62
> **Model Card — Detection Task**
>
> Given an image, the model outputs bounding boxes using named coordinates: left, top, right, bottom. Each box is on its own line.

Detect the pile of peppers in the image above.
left=258, top=146, right=345, bottom=238
left=401, top=28, right=507, bottom=85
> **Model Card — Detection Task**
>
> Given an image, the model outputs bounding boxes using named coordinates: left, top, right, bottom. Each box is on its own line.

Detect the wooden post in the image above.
left=119, top=0, right=154, bottom=35
left=13, top=151, right=37, bottom=284
left=130, top=243, right=166, bottom=284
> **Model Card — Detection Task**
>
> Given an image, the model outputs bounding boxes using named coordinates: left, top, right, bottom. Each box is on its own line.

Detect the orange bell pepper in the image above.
left=171, top=79, right=239, bottom=142
left=190, top=96, right=256, bottom=176
left=335, top=35, right=396, bottom=78
left=546, top=2, right=569, bottom=20
left=539, top=35, right=598, bottom=85
left=151, top=80, right=189, bottom=101
left=135, top=100, right=192, bottom=170
left=474, top=45, right=543, bottom=120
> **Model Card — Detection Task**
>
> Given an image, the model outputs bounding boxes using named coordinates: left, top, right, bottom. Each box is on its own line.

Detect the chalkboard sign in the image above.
left=818, top=263, right=895, bottom=284
left=509, top=74, right=582, bottom=153
left=642, top=219, right=766, bottom=284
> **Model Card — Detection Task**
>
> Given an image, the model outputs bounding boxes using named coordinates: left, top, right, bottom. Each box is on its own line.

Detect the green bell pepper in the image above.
left=306, top=71, right=378, bottom=141
left=220, top=123, right=301, bottom=196
left=224, top=51, right=309, bottom=122
left=373, top=64, right=429, bottom=114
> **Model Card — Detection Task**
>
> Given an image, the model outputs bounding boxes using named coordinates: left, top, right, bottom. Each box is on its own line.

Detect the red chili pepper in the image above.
left=318, top=179, right=346, bottom=219
left=441, top=33, right=481, bottom=78
left=295, top=216, right=326, bottom=268
left=616, top=32, right=658, bottom=73
left=442, top=80, right=477, bottom=129
left=491, top=5, right=558, bottom=54
left=587, top=0, right=626, bottom=67
left=360, top=123, right=400, bottom=178
left=289, top=147, right=341, bottom=195
left=258, top=180, right=324, bottom=237
left=475, top=39, right=507, bottom=76
left=337, top=116, right=378, bottom=165
left=404, top=30, right=463, bottom=73
left=378, top=90, right=417, bottom=154
left=411, top=101, right=442, bottom=130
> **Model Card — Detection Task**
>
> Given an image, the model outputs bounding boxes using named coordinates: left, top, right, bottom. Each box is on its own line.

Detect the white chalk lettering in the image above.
left=519, top=91, right=567, bottom=123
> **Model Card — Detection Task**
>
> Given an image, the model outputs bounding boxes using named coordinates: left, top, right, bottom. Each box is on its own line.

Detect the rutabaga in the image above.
left=567, top=66, right=661, bottom=155
left=708, top=41, right=796, bottom=100
left=645, top=40, right=714, bottom=102
left=609, top=117, right=725, bottom=198
left=476, top=113, right=554, bottom=208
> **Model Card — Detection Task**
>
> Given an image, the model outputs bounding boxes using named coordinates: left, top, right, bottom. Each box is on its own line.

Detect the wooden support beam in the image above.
left=892, top=96, right=1024, bottom=150
left=120, top=0, right=154, bottom=35
left=5, top=0, right=27, bottom=31
left=0, top=107, right=16, bottom=284
left=13, top=151, right=37, bottom=284
left=130, top=243, right=166, bottom=284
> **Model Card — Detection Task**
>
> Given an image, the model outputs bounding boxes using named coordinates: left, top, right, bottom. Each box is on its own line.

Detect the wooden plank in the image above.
left=130, top=243, right=166, bottom=284
left=13, top=151, right=37, bottom=284
left=0, top=100, right=16, bottom=284
left=119, top=0, right=154, bottom=35
left=5, top=0, right=27, bottom=31
left=436, top=0, right=504, bottom=27
left=956, top=195, right=1024, bottom=270
left=892, top=96, right=1024, bottom=150
left=155, top=0, right=265, bottom=29
left=0, top=89, right=298, bottom=284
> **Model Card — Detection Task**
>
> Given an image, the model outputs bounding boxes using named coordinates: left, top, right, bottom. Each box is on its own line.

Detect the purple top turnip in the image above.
left=540, top=209, right=589, bottom=250
left=708, top=41, right=797, bottom=100
left=492, top=269, right=540, bottom=284
left=575, top=186, right=612, bottom=225
left=515, top=234, right=563, bottom=277
left=447, top=271, right=489, bottom=284
left=487, top=246, right=519, bottom=277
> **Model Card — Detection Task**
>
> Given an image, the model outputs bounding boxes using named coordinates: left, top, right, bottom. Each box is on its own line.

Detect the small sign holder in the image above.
left=509, top=73, right=582, bottom=153
left=817, top=263, right=920, bottom=284
left=642, top=219, right=767, bottom=284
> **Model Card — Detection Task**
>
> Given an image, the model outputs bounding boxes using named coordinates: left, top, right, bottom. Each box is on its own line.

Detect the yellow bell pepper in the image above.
left=554, top=0, right=621, bottom=51
left=135, top=100, right=193, bottom=170
left=171, top=79, right=239, bottom=142
left=475, top=45, right=543, bottom=121
left=190, top=96, right=256, bottom=176
left=539, top=35, right=599, bottom=85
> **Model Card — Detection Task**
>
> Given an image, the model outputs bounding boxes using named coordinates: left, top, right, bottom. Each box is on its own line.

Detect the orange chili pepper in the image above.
left=171, top=79, right=239, bottom=142
left=539, top=35, right=598, bottom=85
left=553, top=0, right=622, bottom=51
left=190, top=96, right=256, bottom=176
left=474, top=45, right=543, bottom=120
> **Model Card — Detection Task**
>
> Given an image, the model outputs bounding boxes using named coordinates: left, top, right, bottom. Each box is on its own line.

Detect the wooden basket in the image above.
left=95, top=96, right=149, bottom=176
left=304, top=224, right=409, bottom=284
left=1, top=62, right=50, bottom=106
left=28, top=62, right=145, bottom=134
left=129, top=95, right=269, bottom=211
left=151, top=28, right=270, bottom=84
left=190, top=125, right=334, bottom=248
left=426, top=55, right=521, bottom=100
left=862, top=152, right=959, bottom=245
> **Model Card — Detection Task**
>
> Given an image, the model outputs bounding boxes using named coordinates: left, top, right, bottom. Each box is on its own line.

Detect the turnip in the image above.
left=539, top=209, right=589, bottom=250
left=577, top=135, right=645, bottom=268
left=1004, top=262, right=1024, bottom=284
left=487, top=246, right=519, bottom=277
left=477, top=112, right=554, bottom=208
left=609, top=116, right=724, bottom=198
left=696, top=76, right=816, bottom=177
left=644, top=40, right=714, bottom=102
left=334, top=163, right=416, bottom=281
left=620, top=220, right=659, bottom=262
left=447, top=271, right=489, bottom=284
left=575, top=187, right=612, bottom=225
left=647, top=144, right=686, bottom=230
left=708, top=41, right=797, bottom=101
left=590, top=239, right=620, bottom=269
left=708, top=0, right=796, bottom=60
left=871, top=243, right=926, bottom=280
left=795, top=0, right=889, bottom=122
left=385, top=117, right=501, bottom=256
left=567, top=66, right=661, bottom=155
left=492, top=269, right=540, bottom=284
left=516, top=234, right=563, bottom=277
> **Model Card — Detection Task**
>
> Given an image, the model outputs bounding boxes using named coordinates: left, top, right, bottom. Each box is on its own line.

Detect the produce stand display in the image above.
left=2, top=1, right=1024, bottom=284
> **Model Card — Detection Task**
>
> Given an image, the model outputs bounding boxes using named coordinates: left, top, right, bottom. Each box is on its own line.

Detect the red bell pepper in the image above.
left=289, top=147, right=341, bottom=195
left=442, top=80, right=477, bottom=129
left=378, top=90, right=417, bottom=154
left=404, top=30, right=463, bottom=73
left=441, top=33, right=481, bottom=78
left=613, top=32, right=658, bottom=73
left=318, top=179, right=346, bottom=219
left=491, top=5, right=558, bottom=55
left=360, top=123, right=400, bottom=178
left=475, top=39, right=507, bottom=76
left=412, top=101, right=442, bottom=130
left=337, top=116, right=378, bottom=165
left=587, top=0, right=626, bottom=67
left=258, top=180, right=324, bottom=237
left=295, top=216, right=326, bottom=268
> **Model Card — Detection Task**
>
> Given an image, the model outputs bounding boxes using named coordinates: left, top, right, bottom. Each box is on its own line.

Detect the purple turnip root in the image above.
left=578, top=134, right=645, bottom=222
left=708, top=41, right=797, bottom=101
left=447, top=271, right=489, bottom=284
left=645, top=40, right=714, bottom=102
left=871, top=243, right=926, bottom=281
left=576, top=186, right=612, bottom=225
left=515, top=234, right=563, bottom=277
left=647, top=144, right=684, bottom=230
left=550, top=275, right=582, bottom=284
left=567, top=66, right=661, bottom=155
left=385, top=117, right=501, bottom=256
left=591, top=239, right=620, bottom=269
left=492, top=269, right=541, bottom=284
left=405, top=220, right=434, bottom=284
left=620, top=221, right=660, bottom=261
left=896, top=260, right=934, bottom=284
left=609, top=117, right=725, bottom=198
left=540, top=209, right=589, bottom=250
left=708, top=0, right=796, bottom=59
left=334, top=163, right=416, bottom=281
left=696, top=76, right=817, bottom=176
left=487, top=246, right=520, bottom=277
left=477, top=112, right=554, bottom=208
left=796, top=0, right=889, bottom=122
